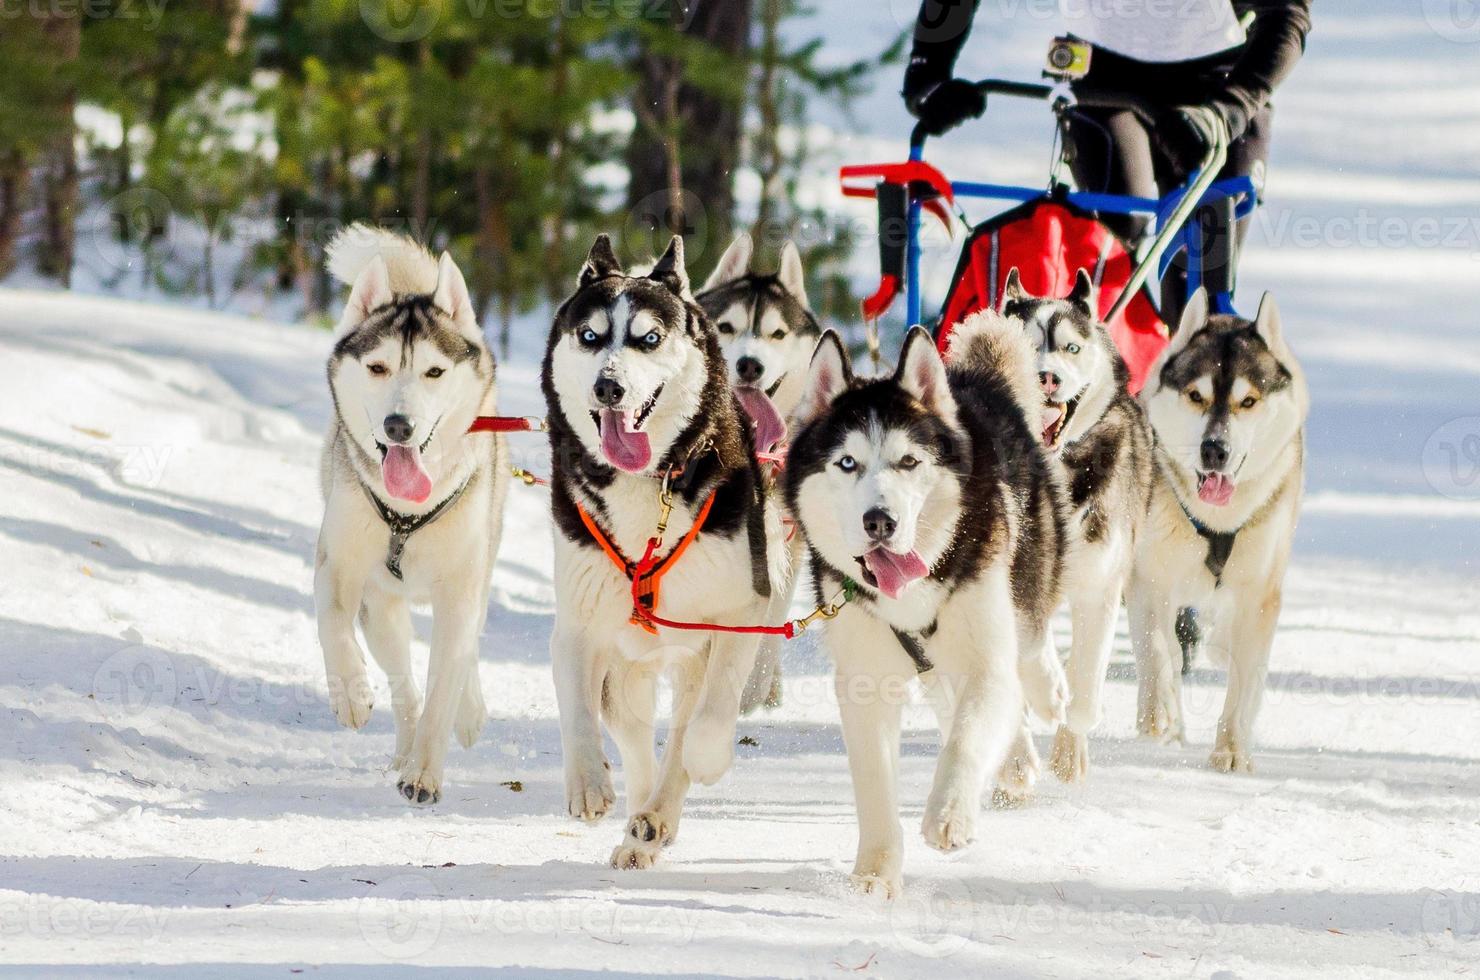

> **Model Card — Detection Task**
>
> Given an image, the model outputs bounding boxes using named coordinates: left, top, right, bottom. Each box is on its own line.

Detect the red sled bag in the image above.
left=934, top=199, right=1168, bottom=394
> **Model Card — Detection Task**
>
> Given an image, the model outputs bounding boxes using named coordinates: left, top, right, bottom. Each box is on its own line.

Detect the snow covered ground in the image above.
left=3, top=2, right=1480, bottom=977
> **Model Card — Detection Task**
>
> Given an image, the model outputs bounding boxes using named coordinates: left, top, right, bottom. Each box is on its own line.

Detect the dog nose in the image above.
left=735, top=356, right=765, bottom=385
left=1040, top=372, right=1059, bottom=394
left=1200, top=439, right=1230, bottom=471
left=383, top=414, right=414, bottom=444
left=862, top=507, right=897, bottom=543
left=593, top=377, right=625, bottom=407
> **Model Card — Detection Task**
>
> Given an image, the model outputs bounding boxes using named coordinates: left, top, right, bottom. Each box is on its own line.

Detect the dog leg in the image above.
left=454, top=671, right=487, bottom=749
left=611, top=656, right=701, bottom=869
left=358, top=586, right=418, bottom=769
left=397, top=584, right=482, bottom=805
left=314, top=554, right=374, bottom=730
left=1017, top=627, right=1069, bottom=728
left=836, top=638, right=906, bottom=898
left=1210, top=584, right=1280, bottom=773
left=739, top=639, right=783, bottom=714
left=924, top=654, right=1020, bottom=853
left=994, top=717, right=1041, bottom=807
left=682, top=626, right=763, bottom=786
left=601, top=656, right=659, bottom=817
left=552, top=622, right=615, bottom=822
left=1052, top=569, right=1126, bottom=783
left=1128, top=585, right=1185, bottom=744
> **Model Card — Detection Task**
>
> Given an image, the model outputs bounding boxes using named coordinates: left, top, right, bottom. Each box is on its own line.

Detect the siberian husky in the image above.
left=785, top=319, right=1069, bottom=897
left=1131, top=288, right=1307, bottom=772
left=541, top=234, right=785, bottom=869
left=995, top=268, right=1154, bottom=784
left=316, top=224, right=510, bottom=804
left=696, top=233, right=822, bottom=711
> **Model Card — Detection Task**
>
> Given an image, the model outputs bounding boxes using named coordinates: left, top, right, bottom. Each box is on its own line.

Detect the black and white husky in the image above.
left=785, top=320, right=1069, bottom=897
left=695, top=233, right=822, bottom=711
left=997, top=269, right=1154, bottom=784
left=1131, top=289, right=1307, bottom=772
left=316, top=224, right=509, bottom=804
left=541, top=234, right=785, bottom=868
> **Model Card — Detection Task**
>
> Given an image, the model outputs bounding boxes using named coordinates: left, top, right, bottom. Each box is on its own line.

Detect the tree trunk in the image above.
left=542, top=13, right=572, bottom=305
left=37, top=12, right=81, bottom=286
left=752, top=0, right=783, bottom=241
left=0, top=150, right=23, bottom=279
left=625, top=0, right=753, bottom=270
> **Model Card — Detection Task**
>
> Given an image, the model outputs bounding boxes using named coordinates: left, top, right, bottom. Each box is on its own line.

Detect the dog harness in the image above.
left=576, top=492, right=718, bottom=635
left=361, top=477, right=472, bottom=581
left=1178, top=499, right=1238, bottom=587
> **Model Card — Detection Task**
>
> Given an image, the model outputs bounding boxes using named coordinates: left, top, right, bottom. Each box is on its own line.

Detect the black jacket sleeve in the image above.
left=902, top=0, right=981, bottom=110
left=1220, top=1, right=1312, bottom=134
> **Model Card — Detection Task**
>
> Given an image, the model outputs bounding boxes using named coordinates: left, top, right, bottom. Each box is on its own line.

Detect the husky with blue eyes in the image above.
left=541, top=234, right=787, bottom=870
left=784, top=317, right=1070, bottom=898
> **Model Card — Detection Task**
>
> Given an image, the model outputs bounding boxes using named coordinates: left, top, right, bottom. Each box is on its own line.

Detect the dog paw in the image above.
left=610, top=841, right=663, bottom=870
left=921, top=796, right=977, bottom=851
left=1136, top=699, right=1185, bottom=745
left=328, top=672, right=374, bottom=729
left=739, top=649, right=783, bottom=716
left=1049, top=726, right=1089, bottom=783
left=454, top=690, right=486, bottom=749
left=849, top=871, right=903, bottom=900
left=992, top=752, right=1040, bottom=808
left=681, top=721, right=735, bottom=786
left=565, top=760, right=616, bottom=822
left=625, top=810, right=678, bottom=848
left=396, top=777, right=441, bottom=806
left=1209, top=734, right=1254, bottom=774
left=1020, top=650, right=1069, bottom=727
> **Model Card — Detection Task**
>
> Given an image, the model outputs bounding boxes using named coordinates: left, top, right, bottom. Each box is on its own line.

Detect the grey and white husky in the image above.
left=695, top=233, right=822, bottom=711
left=541, top=234, right=786, bottom=869
left=1131, top=288, right=1307, bottom=772
left=316, top=224, right=510, bottom=804
left=784, top=319, right=1069, bottom=897
left=997, top=268, right=1154, bottom=785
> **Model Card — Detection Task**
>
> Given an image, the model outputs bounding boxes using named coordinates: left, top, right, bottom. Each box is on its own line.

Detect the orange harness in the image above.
left=576, top=492, right=717, bottom=635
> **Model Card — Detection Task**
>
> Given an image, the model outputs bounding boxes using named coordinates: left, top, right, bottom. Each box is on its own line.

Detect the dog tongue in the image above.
left=1041, top=405, right=1064, bottom=447
left=862, top=548, right=929, bottom=600
left=599, top=409, right=652, bottom=473
left=735, top=386, right=787, bottom=453
left=1198, top=472, right=1236, bottom=506
left=382, top=445, right=432, bottom=503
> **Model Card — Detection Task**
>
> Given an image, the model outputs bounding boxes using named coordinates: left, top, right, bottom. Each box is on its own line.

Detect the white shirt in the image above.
left=1060, top=0, right=1247, bottom=63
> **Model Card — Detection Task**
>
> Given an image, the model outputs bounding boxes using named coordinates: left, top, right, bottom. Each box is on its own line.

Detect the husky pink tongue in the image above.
left=382, top=445, right=432, bottom=503
left=1041, top=404, right=1065, bottom=447
left=1198, top=472, right=1236, bottom=506
left=599, top=409, right=653, bottom=473
left=734, top=386, right=787, bottom=453
left=862, top=547, right=929, bottom=600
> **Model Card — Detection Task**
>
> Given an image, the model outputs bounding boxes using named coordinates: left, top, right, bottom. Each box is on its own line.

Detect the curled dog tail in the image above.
left=945, top=308, right=1040, bottom=423
left=326, top=223, right=439, bottom=296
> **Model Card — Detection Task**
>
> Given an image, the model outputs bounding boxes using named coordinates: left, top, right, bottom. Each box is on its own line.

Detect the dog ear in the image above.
left=701, top=232, right=752, bottom=292
left=1164, top=287, right=1211, bottom=360
left=895, top=326, right=956, bottom=419
left=578, top=234, right=622, bottom=289
left=797, top=330, right=853, bottom=423
left=340, top=254, right=393, bottom=333
left=777, top=240, right=810, bottom=309
left=432, top=251, right=477, bottom=334
left=1069, top=268, right=1097, bottom=314
left=648, top=236, right=692, bottom=299
left=1001, top=267, right=1028, bottom=309
left=1252, top=291, right=1286, bottom=354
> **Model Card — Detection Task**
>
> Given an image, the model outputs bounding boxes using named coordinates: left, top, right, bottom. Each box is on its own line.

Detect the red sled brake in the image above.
left=934, top=199, right=1168, bottom=394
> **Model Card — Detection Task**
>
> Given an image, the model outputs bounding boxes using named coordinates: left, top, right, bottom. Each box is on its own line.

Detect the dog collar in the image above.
left=361, top=475, right=473, bottom=581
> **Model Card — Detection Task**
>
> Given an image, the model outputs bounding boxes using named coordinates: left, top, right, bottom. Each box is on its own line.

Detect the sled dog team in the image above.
left=315, top=225, right=1308, bottom=895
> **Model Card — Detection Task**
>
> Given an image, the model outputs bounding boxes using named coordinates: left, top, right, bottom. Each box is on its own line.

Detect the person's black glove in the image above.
left=905, top=78, right=986, bottom=137
left=1153, top=104, right=1230, bottom=176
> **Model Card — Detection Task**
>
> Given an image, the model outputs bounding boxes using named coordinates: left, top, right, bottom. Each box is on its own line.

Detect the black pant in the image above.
left=1067, top=44, right=1271, bottom=326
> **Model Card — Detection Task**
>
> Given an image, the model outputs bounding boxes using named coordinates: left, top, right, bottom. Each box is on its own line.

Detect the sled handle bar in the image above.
left=909, top=80, right=1160, bottom=150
